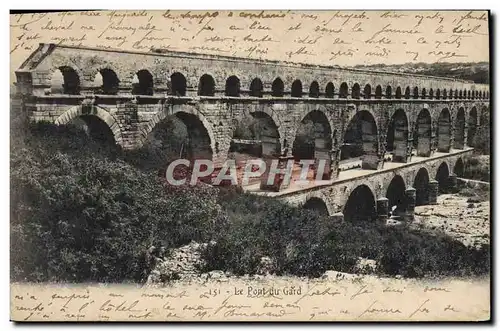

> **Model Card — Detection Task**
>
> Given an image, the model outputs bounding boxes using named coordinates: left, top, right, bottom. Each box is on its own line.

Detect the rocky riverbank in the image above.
left=412, top=193, right=490, bottom=248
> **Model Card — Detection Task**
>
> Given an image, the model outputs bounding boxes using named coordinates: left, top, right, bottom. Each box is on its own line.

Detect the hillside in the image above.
left=351, top=62, right=489, bottom=84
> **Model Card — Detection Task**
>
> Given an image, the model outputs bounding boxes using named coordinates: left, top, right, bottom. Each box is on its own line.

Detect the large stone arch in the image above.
left=343, top=184, right=377, bottom=223
left=435, top=161, right=451, bottom=193
left=467, top=107, right=478, bottom=146
left=385, top=108, right=409, bottom=162
left=414, top=108, right=433, bottom=157
left=293, top=109, right=334, bottom=145
left=55, top=104, right=123, bottom=145
left=437, top=108, right=452, bottom=152
left=453, top=107, right=466, bottom=149
left=414, top=167, right=430, bottom=206
left=454, top=157, right=465, bottom=177
left=386, top=174, right=407, bottom=214
left=245, top=105, right=288, bottom=151
left=249, top=104, right=284, bottom=130
left=344, top=107, right=379, bottom=134
left=141, top=104, right=217, bottom=160
left=292, top=109, right=334, bottom=179
left=303, top=191, right=334, bottom=216
left=341, top=108, right=380, bottom=169
left=230, top=105, right=284, bottom=161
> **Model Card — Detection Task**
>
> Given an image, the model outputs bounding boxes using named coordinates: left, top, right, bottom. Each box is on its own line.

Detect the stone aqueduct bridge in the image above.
left=15, top=44, right=490, bottom=223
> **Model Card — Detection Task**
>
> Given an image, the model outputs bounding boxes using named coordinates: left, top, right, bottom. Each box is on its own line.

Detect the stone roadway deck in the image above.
left=243, top=147, right=473, bottom=197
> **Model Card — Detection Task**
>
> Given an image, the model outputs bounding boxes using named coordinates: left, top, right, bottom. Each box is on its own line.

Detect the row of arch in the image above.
left=342, top=105, right=479, bottom=166
left=50, top=66, right=490, bottom=100
left=343, top=84, right=489, bottom=100
left=305, top=158, right=463, bottom=223
left=54, top=104, right=469, bottom=224
left=56, top=100, right=481, bottom=175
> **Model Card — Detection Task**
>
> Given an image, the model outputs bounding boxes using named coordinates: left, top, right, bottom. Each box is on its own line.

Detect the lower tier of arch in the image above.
left=246, top=148, right=473, bottom=221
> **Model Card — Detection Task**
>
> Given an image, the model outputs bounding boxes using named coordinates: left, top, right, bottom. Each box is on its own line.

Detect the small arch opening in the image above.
left=339, top=82, right=349, bottom=98
left=225, top=75, right=241, bottom=97
left=170, top=72, right=187, bottom=96
left=404, top=87, right=411, bottom=99
left=351, top=83, right=361, bottom=99
left=95, top=68, right=120, bottom=95
left=385, top=86, right=392, bottom=99
left=395, top=86, right=402, bottom=99
left=51, top=66, right=81, bottom=95
left=249, top=78, right=263, bottom=97
left=436, top=162, right=450, bottom=193
left=198, top=74, right=216, bottom=96
left=271, top=78, right=284, bottom=97
left=325, top=82, right=335, bottom=98
left=132, top=69, right=154, bottom=95
left=290, top=79, right=302, bottom=97
left=413, top=87, right=419, bottom=99
left=363, top=84, right=372, bottom=99
left=309, top=81, right=320, bottom=98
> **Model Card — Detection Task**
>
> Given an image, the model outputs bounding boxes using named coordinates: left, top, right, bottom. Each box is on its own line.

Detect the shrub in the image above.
left=463, top=155, right=490, bottom=182
left=377, top=228, right=490, bottom=278
left=10, top=122, right=224, bottom=283
left=203, top=191, right=490, bottom=279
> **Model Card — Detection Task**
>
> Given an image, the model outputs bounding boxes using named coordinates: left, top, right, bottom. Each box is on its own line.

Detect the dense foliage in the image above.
left=204, top=190, right=490, bottom=278
left=462, top=155, right=490, bottom=182
left=11, top=122, right=224, bottom=282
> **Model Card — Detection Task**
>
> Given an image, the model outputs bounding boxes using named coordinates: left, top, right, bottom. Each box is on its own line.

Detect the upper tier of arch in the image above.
left=17, top=43, right=490, bottom=99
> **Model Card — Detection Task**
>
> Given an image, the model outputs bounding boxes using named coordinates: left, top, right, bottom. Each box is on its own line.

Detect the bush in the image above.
left=463, top=155, right=490, bottom=182
left=203, top=191, right=490, bottom=279
left=377, top=228, right=490, bottom=278
left=10, top=122, right=224, bottom=282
